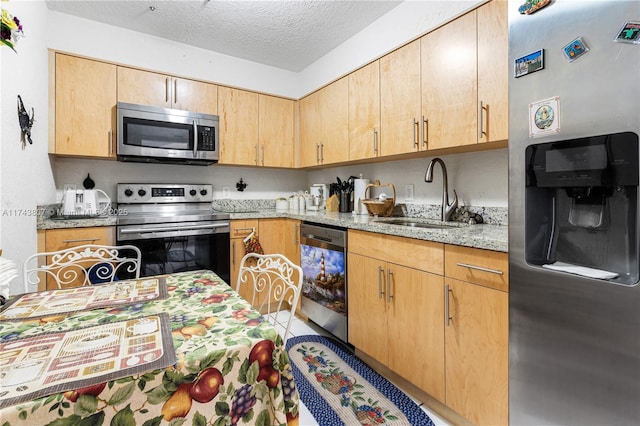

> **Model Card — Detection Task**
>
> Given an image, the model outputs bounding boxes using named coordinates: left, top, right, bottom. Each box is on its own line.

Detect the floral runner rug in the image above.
left=286, top=335, right=435, bottom=426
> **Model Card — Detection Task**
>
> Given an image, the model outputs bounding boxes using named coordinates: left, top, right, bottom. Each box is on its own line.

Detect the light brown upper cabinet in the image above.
left=477, top=0, right=508, bottom=143
left=218, top=86, right=259, bottom=165
left=299, top=77, right=349, bottom=167
left=349, top=61, right=381, bottom=161
left=258, top=95, right=295, bottom=168
left=380, top=40, right=423, bottom=156
left=218, top=89, right=294, bottom=168
left=117, top=67, right=218, bottom=115
left=52, top=53, right=117, bottom=158
left=421, top=0, right=508, bottom=150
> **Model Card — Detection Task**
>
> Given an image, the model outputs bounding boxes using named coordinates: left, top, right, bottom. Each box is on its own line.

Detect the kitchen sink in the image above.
left=372, top=218, right=459, bottom=229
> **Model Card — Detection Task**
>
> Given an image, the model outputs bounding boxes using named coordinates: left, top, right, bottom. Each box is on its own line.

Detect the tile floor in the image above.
left=270, top=310, right=450, bottom=426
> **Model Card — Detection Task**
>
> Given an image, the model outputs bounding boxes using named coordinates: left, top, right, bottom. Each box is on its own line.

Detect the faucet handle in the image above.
left=445, top=190, right=458, bottom=221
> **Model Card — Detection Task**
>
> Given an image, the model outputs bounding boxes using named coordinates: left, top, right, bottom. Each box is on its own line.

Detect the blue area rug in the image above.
left=286, top=335, right=435, bottom=426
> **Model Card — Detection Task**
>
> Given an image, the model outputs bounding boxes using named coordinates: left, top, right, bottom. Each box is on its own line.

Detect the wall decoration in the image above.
left=236, top=178, right=247, bottom=192
left=518, top=0, right=550, bottom=15
left=614, top=21, right=640, bottom=44
left=17, top=95, right=34, bottom=147
left=529, top=96, right=560, bottom=138
left=515, top=49, right=544, bottom=78
left=562, top=37, right=590, bottom=62
left=1, top=1, right=23, bottom=52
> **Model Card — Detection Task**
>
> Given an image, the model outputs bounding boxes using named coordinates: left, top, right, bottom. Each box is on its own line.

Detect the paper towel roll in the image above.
left=353, top=178, right=370, bottom=215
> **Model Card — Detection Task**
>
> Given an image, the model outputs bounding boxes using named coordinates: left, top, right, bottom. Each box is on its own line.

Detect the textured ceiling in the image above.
left=45, top=0, right=403, bottom=72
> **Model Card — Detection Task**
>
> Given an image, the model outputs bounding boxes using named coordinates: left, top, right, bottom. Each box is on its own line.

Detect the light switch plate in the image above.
left=222, top=187, right=231, bottom=199
left=405, top=184, right=414, bottom=201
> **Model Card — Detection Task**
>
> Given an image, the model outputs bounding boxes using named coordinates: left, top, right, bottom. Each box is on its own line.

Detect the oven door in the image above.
left=117, top=221, right=230, bottom=283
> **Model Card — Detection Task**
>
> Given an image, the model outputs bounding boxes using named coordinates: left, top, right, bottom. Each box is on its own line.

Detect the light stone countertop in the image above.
left=38, top=209, right=508, bottom=253
left=226, top=209, right=508, bottom=252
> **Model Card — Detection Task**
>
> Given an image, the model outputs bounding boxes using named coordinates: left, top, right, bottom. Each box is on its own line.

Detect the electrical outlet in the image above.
left=222, top=187, right=231, bottom=199
left=405, top=184, right=414, bottom=201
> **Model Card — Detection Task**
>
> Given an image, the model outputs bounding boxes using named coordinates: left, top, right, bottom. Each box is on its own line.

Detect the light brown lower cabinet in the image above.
left=348, top=229, right=508, bottom=425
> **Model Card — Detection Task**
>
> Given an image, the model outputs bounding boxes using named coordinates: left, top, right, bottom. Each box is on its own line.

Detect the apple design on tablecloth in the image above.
left=189, top=367, right=224, bottom=403
left=249, top=339, right=279, bottom=388
left=63, top=382, right=107, bottom=402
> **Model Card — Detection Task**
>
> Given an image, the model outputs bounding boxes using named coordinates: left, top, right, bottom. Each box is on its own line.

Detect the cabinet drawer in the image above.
left=348, top=230, right=444, bottom=275
left=230, top=220, right=259, bottom=239
left=45, top=227, right=114, bottom=251
left=445, top=244, right=508, bottom=292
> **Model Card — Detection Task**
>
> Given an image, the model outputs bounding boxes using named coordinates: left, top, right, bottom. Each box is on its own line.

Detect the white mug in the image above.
left=127, top=318, right=158, bottom=335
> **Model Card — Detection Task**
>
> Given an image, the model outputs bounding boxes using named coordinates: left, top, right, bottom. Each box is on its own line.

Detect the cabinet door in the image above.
left=387, top=264, right=446, bottom=403
left=259, top=95, right=295, bottom=168
left=317, top=77, right=349, bottom=165
left=44, top=227, right=115, bottom=289
left=421, top=11, right=477, bottom=150
left=173, top=78, right=218, bottom=115
left=117, top=67, right=171, bottom=108
left=218, top=87, right=259, bottom=165
left=347, top=253, right=389, bottom=364
left=445, top=278, right=508, bottom=425
left=380, top=40, right=421, bottom=156
left=349, top=61, right=381, bottom=161
left=299, top=91, right=321, bottom=167
left=477, top=0, right=508, bottom=143
left=55, top=54, right=116, bottom=158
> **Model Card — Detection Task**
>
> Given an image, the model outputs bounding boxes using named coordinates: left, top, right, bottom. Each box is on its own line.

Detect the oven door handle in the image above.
left=120, top=223, right=229, bottom=234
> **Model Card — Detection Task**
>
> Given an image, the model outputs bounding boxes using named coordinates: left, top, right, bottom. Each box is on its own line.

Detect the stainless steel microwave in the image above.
left=117, top=102, right=219, bottom=166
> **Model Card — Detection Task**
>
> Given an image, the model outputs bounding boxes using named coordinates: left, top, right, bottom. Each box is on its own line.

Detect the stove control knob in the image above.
left=124, top=188, right=133, bottom=197
left=138, top=189, right=147, bottom=197
left=200, top=189, right=208, bottom=196
left=190, top=189, right=197, bottom=197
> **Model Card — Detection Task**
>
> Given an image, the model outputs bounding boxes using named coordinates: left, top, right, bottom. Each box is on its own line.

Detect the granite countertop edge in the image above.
left=38, top=209, right=508, bottom=253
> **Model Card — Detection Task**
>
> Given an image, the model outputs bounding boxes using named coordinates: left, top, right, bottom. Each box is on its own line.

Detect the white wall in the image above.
left=0, top=1, right=55, bottom=292
left=0, top=0, right=506, bottom=296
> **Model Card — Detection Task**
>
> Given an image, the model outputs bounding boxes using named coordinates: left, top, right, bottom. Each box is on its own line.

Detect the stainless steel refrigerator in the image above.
left=508, top=1, right=640, bottom=424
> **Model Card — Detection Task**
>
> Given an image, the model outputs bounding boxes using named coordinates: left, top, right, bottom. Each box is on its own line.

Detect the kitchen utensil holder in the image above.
left=362, top=180, right=396, bottom=217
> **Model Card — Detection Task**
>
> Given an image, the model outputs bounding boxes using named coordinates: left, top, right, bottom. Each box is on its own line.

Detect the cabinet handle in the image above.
left=316, top=143, right=320, bottom=163
left=254, top=145, right=259, bottom=165
left=413, top=119, right=419, bottom=148
left=422, top=116, right=428, bottom=148
left=445, top=284, right=453, bottom=326
left=294, top=224, right=299, bottom=246
left=479, top=101, right=488, bottom=139
left=378, top=266, right=384, bottom=299
left=261, top=144, right=265, bottom=166
left=165, top=78, right=170, bottom=103
left=232, top=240, right=236, bottom=267
left=174, top=79, right=178, bottom=104
left=387, top=268, right=393, bottom=303
left=320, top=143, right=324, bottom=163
left=373, top=129, right=378, bottom=154
left=109, top=128, right=114, bottom=155
left=62, top=238, right=100, bottom=244
left=456, top=262, right=504, bottom=275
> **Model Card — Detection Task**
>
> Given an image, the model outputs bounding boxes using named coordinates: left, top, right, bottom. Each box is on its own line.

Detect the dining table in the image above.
left=0, top=269, right=299, bottom=425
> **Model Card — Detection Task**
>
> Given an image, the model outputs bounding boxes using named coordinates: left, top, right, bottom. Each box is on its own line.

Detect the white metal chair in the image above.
left=23, top=244, right=142, bottom=293
left=235, top=253, right=303, bottom=342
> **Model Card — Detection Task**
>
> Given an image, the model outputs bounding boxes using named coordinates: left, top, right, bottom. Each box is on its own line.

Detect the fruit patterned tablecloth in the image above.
left=0, top=270, right=299, bottom=426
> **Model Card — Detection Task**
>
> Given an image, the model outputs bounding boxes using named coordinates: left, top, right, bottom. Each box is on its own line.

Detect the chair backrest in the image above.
left=23, top=244, right=142, bottom=293
left=235, top=253, right=303, bottom=342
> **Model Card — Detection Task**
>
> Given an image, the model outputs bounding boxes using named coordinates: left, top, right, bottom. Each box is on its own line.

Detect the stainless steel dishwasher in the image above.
left=299, top=223, right=347, bottom=342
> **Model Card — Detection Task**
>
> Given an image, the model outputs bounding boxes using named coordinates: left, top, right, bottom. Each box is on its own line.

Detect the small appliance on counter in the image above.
left=62, top=188, right=111, bottom=217
left=307, top=184, right=329, bottom=210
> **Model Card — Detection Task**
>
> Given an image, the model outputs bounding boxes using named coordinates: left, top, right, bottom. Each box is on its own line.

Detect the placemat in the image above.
left=0, top=277, right=167, bottom=321
left=0, top=313, right=176, bottom=409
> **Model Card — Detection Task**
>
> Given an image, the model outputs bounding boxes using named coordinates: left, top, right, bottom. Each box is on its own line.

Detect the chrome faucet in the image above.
left=425, top=157, right=458, bottom=222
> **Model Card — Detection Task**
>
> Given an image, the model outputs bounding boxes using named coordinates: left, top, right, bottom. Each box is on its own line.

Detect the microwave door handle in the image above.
left=193, top=120, right=198, bottom=157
